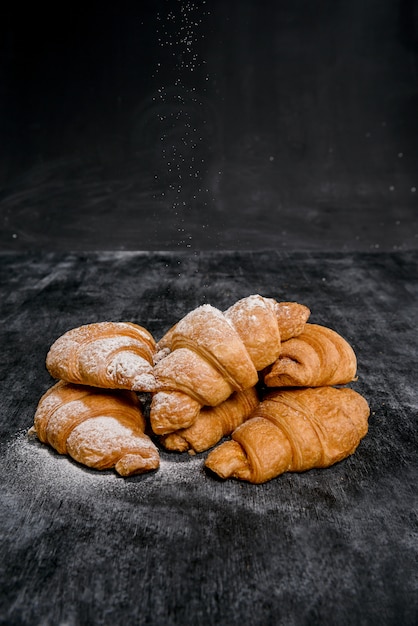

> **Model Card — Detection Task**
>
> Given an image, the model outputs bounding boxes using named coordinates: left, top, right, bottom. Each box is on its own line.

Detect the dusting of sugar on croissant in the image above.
left=66, top=416, right=157, bottom=467
left=33, top=381, right=159, bottom=476
left=150, top=390, right=201, bottom=434
left=45, top=399, right=90, bottom=452
left=46, top=322, right=156, bottom=391
left=150, top=295, right=310, bottom=436
left=175, top=305, right=239, bottom=343
left=105, top=350, right=155, bottom=390
left=225, top=294, right=275, bottom=315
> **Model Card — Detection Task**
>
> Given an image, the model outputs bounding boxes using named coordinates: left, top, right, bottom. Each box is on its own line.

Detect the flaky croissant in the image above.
left=263, top=323, right=357, bottom=388
left=46, top=322, right=156, bottom=391
left=150, top=295, right=310, bottom=435
left=32, top=381, right=160, bottom=476
left=160, top=387, right=259, bottom=453
left=205, top=387, right=370, bottom=484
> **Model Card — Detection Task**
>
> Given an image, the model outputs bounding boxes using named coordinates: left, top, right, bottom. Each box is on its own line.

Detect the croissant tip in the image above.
left=205, top=440, right=246, bottom=479
left=115, top=453, right=160, bottom=477
left=130, top=373, right=157, bottom=392
left=108, top=354, right=156, bottom=391
left=160, top=434, right=190, bottom=452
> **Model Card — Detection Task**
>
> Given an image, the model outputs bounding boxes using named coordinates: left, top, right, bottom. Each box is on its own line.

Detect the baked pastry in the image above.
left=150, top=295, right=310, bottom=435
left=46, top=322, right=156, bottom=391
left=263, top=323, right=357, bottom=388
left=32, top=381, right=160, bottom=476
left=205, top=387, right=370, bottom=483
left=160, top=387, right=259, bottom=453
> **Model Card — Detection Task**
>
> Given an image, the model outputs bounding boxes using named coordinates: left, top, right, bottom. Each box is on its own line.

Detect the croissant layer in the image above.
left=33, top=381, right=160, bottom=476
left=46, top=322, right=156, bottom=392
left=264, top=323, right=357, bottom=388
left=205, top=387, right=370, bottom=484
left=160, top=387, right=260, bottom=453
left=150, top=295, right=310, bottom=435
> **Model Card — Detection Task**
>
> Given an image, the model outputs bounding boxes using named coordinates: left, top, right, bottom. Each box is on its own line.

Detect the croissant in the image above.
left=263, top=323, right=357, bottom=388
left=46, top=322, right=156, bottom=391
left=150, top=295, right=310, bottom=435
left=32, top=381, right=160, bottom=476
left=160, top=387, right=259, bottom=453
left=205, top=387, right=370, bottom=484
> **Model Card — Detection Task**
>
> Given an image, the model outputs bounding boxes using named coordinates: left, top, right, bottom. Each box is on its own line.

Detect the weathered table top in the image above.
left=1, top=250, right=417, bottom=626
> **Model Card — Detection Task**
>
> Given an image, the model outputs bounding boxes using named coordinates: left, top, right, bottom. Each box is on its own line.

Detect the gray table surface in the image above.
left=1, top=250, right=417, bottom=626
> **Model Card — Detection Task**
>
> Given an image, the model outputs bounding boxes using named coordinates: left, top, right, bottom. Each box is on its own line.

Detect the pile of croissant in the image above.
left=31, top=295, right=370, bottom=484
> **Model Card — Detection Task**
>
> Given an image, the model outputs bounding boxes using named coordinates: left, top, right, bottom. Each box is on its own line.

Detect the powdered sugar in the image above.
left=175, top=304, right=231, bottom=342
left=224, top=294, right=270, bottom=319
left=46, top=322, right=156, bottom=389
left=153, top=346, right=171, bottom=364
left=151, top=390, right=179, bottom=411
left=275, top=302, right=294, bottom=318
left=45, top=399, right=90, bottom=453
left=157, top=453, right=206, bottom=484
left=106, top=351, right=155, bottom=391
left=66, top=416, right=157, bottom=468
left=6, top=431, right=117, bottom=496
left=4, top=430, right=208, bottom=496
left=80, top=336, right=150, bottom=373
left=69, top=416, right=156, bottom=450
left=150, top=390, right=201, bottom=434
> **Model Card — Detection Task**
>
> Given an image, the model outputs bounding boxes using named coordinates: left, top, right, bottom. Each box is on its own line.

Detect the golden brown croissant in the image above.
left=205, top=387, right=370, bottom=484
left=263, top=323, right=357, bottom=388
left=160, top=387, right=259, bottom=453
left=46, top=322, right=156, bottom=391
left=150, top=295, right=310, bottom=435
left=32, top=381, right=160, bottom=476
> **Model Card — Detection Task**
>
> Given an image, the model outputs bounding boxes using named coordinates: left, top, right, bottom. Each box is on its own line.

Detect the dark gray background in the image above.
left=0, top=0, right=417, bottom=251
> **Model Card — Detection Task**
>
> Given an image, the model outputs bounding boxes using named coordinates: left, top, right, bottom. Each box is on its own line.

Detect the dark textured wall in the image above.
left=0, top=0, right=417, bottom=250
